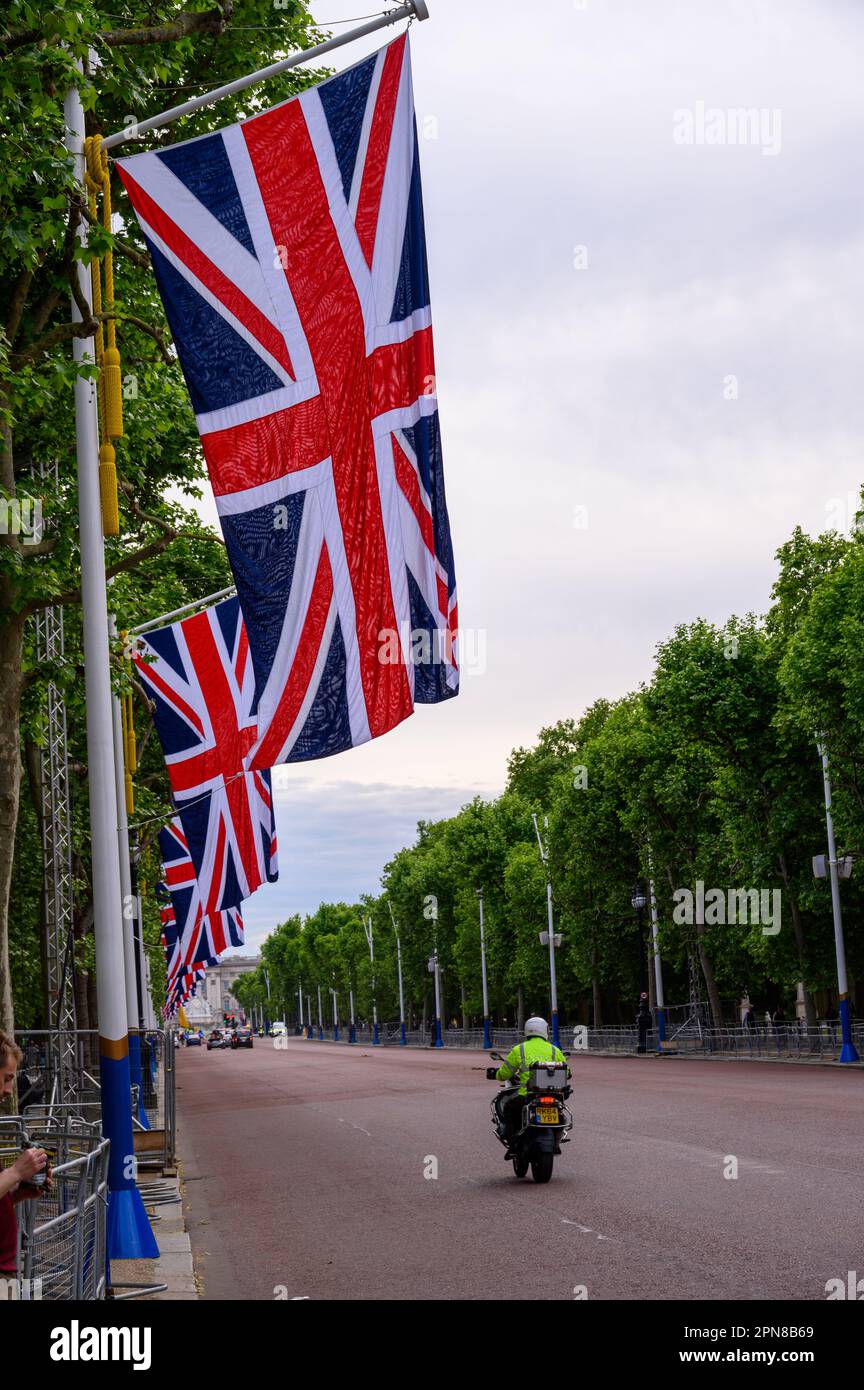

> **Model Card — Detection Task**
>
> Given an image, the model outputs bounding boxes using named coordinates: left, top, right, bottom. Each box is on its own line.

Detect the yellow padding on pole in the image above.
left=98, top=441, right=119, bottom=537
left=98, top=141, right=124, bottom=441
left=84, top=133, right=124, bottom=535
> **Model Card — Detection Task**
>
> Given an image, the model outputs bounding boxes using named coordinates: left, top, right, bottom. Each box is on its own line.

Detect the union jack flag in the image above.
left=159, top=819, right=244, bottom=1000
left=118, top=34, right=458, bottom=768
left=136, top=596, right=278, bottom=911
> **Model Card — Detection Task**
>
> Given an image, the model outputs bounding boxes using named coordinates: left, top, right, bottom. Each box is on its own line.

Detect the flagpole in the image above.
left=130, top=585, right=237, bottom=636
left=101, top=1, right=429, bottom=153
left=65, top=63, right=158, bottom=1261
left=109, top=619, right=150, bottom=1130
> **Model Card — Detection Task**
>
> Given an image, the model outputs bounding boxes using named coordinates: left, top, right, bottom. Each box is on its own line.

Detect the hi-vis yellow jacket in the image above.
left=496, top=1036, right=570, bottom=1095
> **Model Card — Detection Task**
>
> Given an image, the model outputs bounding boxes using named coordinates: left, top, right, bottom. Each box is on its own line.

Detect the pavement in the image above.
left=173, top=1038, right=864, bottom=1301
left=110, top=1176, right=199, bottom=1300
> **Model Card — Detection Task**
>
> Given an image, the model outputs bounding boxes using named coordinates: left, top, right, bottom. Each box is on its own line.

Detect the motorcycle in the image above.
left=486, top=1050, right=573, bottom=1183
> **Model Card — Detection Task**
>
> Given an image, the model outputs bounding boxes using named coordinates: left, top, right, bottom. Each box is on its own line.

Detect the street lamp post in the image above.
left=297, top=980, right=303, bottom=1035
left=331, top=984, right=339, bottom=1042
left=532, top=814, right=561, bottom=1046
left=317, top=985, right=323, bottom=1041
left=476, top=888, right=491, bottom=1049
left=349, top=982, right=356, bottom=1044
left=631, top=883, right=648, bottom=997
left=816, top=738, right=860, bottom=1063
left=647, top=866, right=666, bottom=1050
left=364, top=917, right=380, bottom=1044
left=388, top=903, right=407, bottom=1044
left=428, top=941, right=443, bottom=1047
left=631, top=882, right=650, bottom=1055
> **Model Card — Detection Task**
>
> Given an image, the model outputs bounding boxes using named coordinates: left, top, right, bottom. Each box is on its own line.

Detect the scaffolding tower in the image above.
left=32, top=460, right=78, bottom=1103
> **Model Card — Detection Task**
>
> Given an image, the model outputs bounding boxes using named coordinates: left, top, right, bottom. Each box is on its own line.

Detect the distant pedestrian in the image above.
left=636, top=993, right=651, bottom=1054
left=742, top=1007, right=755, bottom=1033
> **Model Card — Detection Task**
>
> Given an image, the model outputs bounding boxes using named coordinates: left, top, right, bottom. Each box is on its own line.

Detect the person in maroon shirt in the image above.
left=0, top=1031, right=48, bottom=1276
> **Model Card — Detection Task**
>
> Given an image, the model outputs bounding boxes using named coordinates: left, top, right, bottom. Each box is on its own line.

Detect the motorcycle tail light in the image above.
left=539, top=1096, right=555, bottom=1103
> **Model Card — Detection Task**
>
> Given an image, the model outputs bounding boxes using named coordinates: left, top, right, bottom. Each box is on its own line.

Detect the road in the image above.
left=174, top=1039, right=864, bottom=1301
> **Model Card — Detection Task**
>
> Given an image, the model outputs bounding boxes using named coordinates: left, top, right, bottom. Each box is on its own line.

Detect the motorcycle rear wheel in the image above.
left=530, top=1151, right=554, bottom=1183
left=512, top=1153, right=529, bottom=1179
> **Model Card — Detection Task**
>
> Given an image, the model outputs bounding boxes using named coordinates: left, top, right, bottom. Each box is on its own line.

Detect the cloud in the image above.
left=230, top=777, right=492, bottom=952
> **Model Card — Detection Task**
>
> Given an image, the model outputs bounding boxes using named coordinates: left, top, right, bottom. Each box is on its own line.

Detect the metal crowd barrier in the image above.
left=292, top=1020, right=864, bottom=1061
left=0, top=1114, right=109, bottom=1300
left=13, top=1028, right=176, bottom=1171
left=585, top=1023, right=864, bottom=1059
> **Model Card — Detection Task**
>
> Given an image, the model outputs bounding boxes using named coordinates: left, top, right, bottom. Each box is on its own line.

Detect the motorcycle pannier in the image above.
left=529, top=1062, right=568, bottom=1091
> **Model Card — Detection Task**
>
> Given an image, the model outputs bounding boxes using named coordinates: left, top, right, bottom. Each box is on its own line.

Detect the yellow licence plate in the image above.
left=537, top=1106, right=559, bottom=1124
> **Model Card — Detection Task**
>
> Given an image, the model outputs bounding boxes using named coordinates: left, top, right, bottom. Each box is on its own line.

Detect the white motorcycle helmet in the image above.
left=524, top=1016, right=549, bottom=1040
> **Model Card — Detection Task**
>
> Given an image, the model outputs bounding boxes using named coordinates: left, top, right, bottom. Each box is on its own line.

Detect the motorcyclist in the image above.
left=494, top=1017, right=570, bottom=1149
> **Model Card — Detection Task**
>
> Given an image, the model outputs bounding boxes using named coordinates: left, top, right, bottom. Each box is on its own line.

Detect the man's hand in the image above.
left=13, top=1147, right=47, bottom=1189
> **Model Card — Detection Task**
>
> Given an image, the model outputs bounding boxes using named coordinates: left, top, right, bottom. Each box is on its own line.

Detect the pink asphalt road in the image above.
left=174, top=1039, right=864, bottom=1301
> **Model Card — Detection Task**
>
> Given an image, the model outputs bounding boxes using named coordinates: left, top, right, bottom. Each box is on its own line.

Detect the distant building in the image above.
left=183, top=955, right=261, bottom=1027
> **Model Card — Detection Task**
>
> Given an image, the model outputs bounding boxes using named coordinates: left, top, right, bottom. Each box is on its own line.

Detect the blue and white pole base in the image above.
left=400, top=1021, right=407, bottom=1046
left=483, top=1016, right=491, bottom=1050
left=373, top=1020, right=380, bottom=1044
left=434, top=1017, right=443, bottom=1048
left=551, top=1012, right=560, bottom=1048
left=655, top=1008, right=667, bottom=1053
left=333, top=1024, right=340, bottom=1042
left=838, top=997, right=860, bottom=1064
left=101, top=1042, right=159, bottom=1260
left=349, top=1023, right=356, bottom=1044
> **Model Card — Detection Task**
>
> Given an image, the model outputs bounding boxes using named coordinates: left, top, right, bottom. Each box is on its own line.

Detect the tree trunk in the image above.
left=516, top=983, right=525, bottom=1033
left=0, top=610, right=24, bottom=1037
left=592, top=977, right=602, bottom=1028
left=696, top=924, right=724, bottom=1027
left=460, top=980, right=467, bottom=1028
left=777, top=850, right=817, bottom=1028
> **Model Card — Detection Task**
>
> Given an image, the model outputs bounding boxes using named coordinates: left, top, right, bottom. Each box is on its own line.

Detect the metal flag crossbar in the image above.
left=101, top=1, right=429, bottom=153
left=129, top=585, right=237, bottom=636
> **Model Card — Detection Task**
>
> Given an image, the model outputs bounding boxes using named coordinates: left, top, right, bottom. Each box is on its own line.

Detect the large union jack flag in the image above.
left=118, top=33, right=458, bottom=769
left=135, top=596, right=278, bottom=911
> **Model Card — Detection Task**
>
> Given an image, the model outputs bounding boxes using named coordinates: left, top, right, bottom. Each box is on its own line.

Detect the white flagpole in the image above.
left=101, top=2, right=429, bottom=153
left=65, top=62, right=157, bottom=1261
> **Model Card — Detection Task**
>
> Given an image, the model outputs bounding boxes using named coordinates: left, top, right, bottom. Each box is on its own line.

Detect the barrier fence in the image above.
left=0, top=1114, right=109, bottom=1300
left=290, top=1020, right=864, bottom=1061
left=14, top=1028, right=176, bottom=1170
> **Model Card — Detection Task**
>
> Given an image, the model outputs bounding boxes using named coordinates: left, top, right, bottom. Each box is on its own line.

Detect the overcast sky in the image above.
left=218, top=0, right=864, bottom=952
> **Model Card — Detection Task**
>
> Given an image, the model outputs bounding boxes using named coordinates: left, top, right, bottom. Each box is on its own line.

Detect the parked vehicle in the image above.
left=231, top=1026, right=254, bottom=1050
left=206, top=1030, right=228, bottom=1051
left=486, top=1051, right=573, bottom=1183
